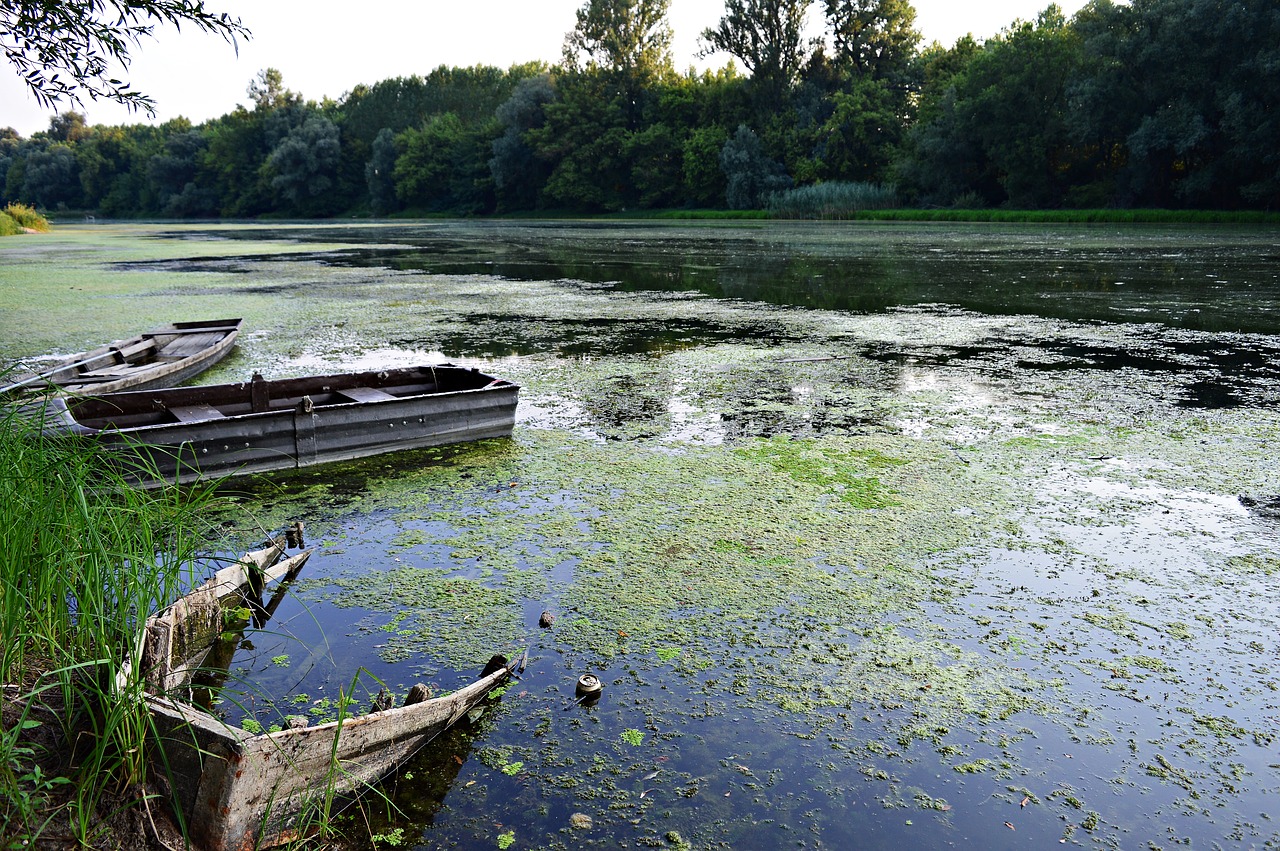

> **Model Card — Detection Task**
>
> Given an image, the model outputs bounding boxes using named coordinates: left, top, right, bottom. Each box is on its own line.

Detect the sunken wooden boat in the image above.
left=1, top=318, right=242, bottom=396
left=132, top=539, right=525, bottom=851
left=36, top=364, right=519, bottom=487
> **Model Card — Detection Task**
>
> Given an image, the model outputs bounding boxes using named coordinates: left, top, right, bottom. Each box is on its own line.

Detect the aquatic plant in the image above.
left=0, top=401, right=222, bottom=843
left=1, top=204, right=50, bottom=233
left=767, top=181, right=899, bottom=219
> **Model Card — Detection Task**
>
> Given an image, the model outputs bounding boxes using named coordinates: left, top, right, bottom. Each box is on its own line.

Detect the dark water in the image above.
left=91, top=221, right=1280, bottom=849
left=207, top=220, right=1280, bottom=334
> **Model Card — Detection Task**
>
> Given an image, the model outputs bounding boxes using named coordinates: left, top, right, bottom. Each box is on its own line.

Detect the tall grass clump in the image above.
left=768, top=182, right=899, bottom=219
left=0, top=400, right=219, bottom=844
left=0, top=210, right=20, bottom=236
left=2, top=203, right=50, bottom=233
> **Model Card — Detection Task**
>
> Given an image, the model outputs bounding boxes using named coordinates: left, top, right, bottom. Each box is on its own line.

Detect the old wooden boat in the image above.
left=35, top=364, right=519, bottom=487
left=131, top=539, right=525, bottom=851
left=0, top=318, right=242, bottom=396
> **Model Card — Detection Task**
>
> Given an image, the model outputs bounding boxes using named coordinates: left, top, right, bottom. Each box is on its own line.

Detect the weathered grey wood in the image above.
left=124, top=539, right=524, bottom=851
left=337, top=386, right=396, bottom=403
left=149, top=656, right=521, bottom=851
left=169, top=403, right=226, bottom=422
left=40, top=365, right=520, bottom=488
left=2, top=319, right=241, bottom=396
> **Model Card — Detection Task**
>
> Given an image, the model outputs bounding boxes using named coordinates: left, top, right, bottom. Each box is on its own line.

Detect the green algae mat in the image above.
left=3, top=221, right=1279, bottom=849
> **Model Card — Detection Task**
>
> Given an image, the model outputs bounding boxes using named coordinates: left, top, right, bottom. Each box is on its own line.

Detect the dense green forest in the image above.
left=1, top=0, right=1275, bottom=218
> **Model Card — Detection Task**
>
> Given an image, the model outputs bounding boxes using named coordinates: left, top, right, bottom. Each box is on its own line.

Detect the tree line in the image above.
left=1, top=0, right=1275, bottom=218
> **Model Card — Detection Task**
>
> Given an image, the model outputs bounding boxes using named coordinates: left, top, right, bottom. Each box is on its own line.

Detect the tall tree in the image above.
left=822, top=0, right=920, bottom=81
left=47, top=112, right=92, bottom=143
left=247, top=67, right=298, bottom=111
left=564, top=0, right=674, bottom=78
left=265, top=114, right=342, bottom=215
left=720, top=124, right=791, bottom=208
left=701, top=0, right=813, bottom=98
left=489, top=74, right=557, bottom=210
left=1, top=0, right=248, bottom=112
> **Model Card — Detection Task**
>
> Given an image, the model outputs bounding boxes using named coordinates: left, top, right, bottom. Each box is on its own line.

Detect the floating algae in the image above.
left=6, top=221, right=1280, bottom=849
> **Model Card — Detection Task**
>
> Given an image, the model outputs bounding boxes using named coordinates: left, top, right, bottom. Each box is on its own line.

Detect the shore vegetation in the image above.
left=0, top=401, right=219, bottom=846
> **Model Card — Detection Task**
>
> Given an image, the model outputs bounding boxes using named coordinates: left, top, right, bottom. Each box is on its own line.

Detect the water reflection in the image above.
left=200, top=221, right=1280, bottom=334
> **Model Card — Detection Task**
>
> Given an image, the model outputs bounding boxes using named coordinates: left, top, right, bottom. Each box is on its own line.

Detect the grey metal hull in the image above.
left=40, top=365, right=519, bottom=487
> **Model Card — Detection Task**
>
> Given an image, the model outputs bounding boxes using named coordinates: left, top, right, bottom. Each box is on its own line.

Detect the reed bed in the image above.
left=0, top=400, right=220, bottom=844
left=767, top=182, right=900, bottom=219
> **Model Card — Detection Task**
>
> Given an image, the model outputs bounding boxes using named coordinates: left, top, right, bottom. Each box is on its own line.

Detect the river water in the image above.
left=3, top=220, right=1279, bottom=849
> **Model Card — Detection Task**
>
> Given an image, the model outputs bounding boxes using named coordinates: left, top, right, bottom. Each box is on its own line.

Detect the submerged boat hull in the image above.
left=131, top=542, right=522, bottom=851
left=38, top=365, right=519, bottom=486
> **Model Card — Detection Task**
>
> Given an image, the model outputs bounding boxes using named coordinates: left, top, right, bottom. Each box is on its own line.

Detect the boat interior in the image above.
left=64, top=366, right=509, bottom=430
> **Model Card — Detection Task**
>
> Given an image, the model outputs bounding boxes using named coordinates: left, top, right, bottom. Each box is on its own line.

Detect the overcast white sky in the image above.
left=1, top=0, right=1086, bottom=138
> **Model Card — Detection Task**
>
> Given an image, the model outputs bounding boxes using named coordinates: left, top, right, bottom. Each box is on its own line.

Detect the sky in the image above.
left=0, top=0, right=1087, bottom=138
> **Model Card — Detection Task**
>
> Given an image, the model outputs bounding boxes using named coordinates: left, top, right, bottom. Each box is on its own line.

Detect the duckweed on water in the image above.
left=316, top=567, right=524, bottom=669
left=7, top=223, right=1280, bottom=848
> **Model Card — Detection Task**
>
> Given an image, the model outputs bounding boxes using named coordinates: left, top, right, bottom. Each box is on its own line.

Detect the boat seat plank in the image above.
left=76, top=369, right=146, bottom=380
left=113, top=339, right=158, bottom=361
left=168, top=404, right=225, bottom=422
left=337, top=386, right=396, bottom=403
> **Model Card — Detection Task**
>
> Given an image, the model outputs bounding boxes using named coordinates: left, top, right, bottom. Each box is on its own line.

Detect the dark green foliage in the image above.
left=897, top=8, right=1083, bottom=208
left=721, top=124, right=792, bottom=209
left=342, top=65, right=538, bottom=150
left=18, top=143, right=82, bottom=210
left=489, top=75, right=558, bottom=211
left=148, top=128, right=207, bottom=214
left=701, top=0, right=813, bottom=102
left=823, top=0, right=920, bottom=82
left=564, top=0, right=674, bottom=78
left=528, top=71, right=634, bottom=211
left=1072, top=0, right=1280, bottom=208
left=682, top=125, right=730, bottom=208
left=365, top=128, right=399, bottom=215
left=394, top=113, right=496, bottom=214
left=266, top=114, right=342, bottom=215
left=628, top=122, right=683, bottom=208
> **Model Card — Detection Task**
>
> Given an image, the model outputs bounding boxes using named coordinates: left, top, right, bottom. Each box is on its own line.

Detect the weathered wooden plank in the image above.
left=3, top=319, right=242, bottom=396
left=336, top=386, right=397, bottom=403
left=168, top=403, right=226, bottom=422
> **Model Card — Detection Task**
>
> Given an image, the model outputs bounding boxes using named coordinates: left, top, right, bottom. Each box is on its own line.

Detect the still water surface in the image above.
left=4, top=220, right=1280, bottom=849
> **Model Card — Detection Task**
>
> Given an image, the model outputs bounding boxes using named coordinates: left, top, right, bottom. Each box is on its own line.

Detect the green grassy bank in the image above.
left=0, top=401, right=218, bottom=846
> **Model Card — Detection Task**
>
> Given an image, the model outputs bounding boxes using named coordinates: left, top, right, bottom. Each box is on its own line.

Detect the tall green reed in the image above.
left=768, top=181, right=900, bottom=219
left=1, top=399, right=220, bottom=843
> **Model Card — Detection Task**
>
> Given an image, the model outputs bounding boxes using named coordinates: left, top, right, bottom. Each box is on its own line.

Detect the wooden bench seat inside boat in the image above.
left=336, top=386, right=396, bottom=403
left=167, top=403, right=225, bottom=422
left=111, top=339, right=158, bottom=362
